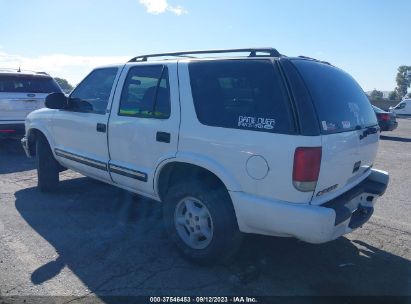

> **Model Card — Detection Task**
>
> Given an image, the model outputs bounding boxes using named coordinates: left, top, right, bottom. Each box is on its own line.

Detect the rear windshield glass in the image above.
left=292, top=60, right=377, bottom=133
left=372, top=105, right=385, bottom=113
left=0, top=76, right=62, bottom=93
left=188, top=60, right=295, bottom=134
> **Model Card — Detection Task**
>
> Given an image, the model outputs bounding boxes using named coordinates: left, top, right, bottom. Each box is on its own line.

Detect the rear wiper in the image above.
left=359, top=126, right=380, bottom=140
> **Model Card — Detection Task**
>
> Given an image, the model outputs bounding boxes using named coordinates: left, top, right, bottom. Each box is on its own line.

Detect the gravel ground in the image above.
left=0, top=118, right=410, bottom=300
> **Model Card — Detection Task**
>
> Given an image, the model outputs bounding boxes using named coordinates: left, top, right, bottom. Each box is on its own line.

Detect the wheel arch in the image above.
left=26, top=126, right=54, bottom=157
left=155, top=154, right=242, bottom=202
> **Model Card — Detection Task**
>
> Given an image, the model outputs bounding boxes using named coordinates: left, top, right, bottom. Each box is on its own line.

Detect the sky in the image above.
left=0, top=0, right=410, bottom=91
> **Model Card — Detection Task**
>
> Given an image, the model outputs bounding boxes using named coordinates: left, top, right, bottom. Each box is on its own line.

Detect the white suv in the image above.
left=0, top=69, right=62, bottom=138
left=21, top=48, right=389, bottom=263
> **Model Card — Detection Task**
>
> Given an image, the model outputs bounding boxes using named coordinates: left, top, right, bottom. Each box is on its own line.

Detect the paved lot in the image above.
left=0, top=119, right=411, bottom=299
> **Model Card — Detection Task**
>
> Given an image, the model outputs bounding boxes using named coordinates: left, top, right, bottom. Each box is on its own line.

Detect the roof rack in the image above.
left=0, top=68, right=50, bottom=75
left=128, top=48, right=281, bottom=62
left=0, top=68, right=20, bottom=72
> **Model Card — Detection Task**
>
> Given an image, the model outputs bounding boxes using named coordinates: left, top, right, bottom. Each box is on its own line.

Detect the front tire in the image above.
left=163, top=181, right=242, bottom=264
left=36, top=135, right=59, bottom=192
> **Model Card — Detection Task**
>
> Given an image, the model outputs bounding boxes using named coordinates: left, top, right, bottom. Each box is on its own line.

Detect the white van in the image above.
left=391, top=98, right=411, bottom=115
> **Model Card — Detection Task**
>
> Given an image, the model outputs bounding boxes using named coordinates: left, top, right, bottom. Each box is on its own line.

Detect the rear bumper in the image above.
left=0, top=122, right=25, bottom=137
left=379, top=120, right=398, bottom=131
left=230, top=169, right=389, bottom=243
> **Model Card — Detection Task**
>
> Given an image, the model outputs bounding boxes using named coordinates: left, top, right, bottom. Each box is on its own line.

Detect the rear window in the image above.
left=372, top=105, right=385, bottom=114
left=292, top=60, right=377, bottom=134
left=0, top=75, right=62, bottom=93
left=188, top=60, right=295, bottom=134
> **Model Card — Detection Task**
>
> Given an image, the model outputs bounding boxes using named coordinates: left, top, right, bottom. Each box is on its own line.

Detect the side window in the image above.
left=188, top=60, right=295, bottom=134
left=69, top=68, right=118, bottom=114
left=119, top=65, right=170, bottom=119
left=395, top=103, right=403, bottom=109
left=396, top=103, right=406, bottom=109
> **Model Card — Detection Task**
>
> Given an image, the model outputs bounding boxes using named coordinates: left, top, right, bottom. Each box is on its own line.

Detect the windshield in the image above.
left=0, top=75, right=62, bottom=93
left=292, top=60, right=378, bottom=134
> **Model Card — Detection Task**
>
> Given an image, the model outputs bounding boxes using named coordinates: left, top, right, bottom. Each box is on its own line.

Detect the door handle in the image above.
left=156, top=132, right=170, bottom=143
left=96, top=123, right=106, bottom=133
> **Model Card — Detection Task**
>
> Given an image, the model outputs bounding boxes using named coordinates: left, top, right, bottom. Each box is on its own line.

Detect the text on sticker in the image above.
left=238, top=116, right=276, bottom=129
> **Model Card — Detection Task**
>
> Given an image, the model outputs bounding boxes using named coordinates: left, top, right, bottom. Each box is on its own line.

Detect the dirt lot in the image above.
left=0, top=118, right=410, bottom=300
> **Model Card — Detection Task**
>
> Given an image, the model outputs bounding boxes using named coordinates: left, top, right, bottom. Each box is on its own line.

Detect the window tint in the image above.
left=0, top=76, right=61, bottom=93
left=70, top=68, right=118, bottom=114
left=188, top=60, right=294, bottom=134
left=119, top=66, right=170, bottom=119
left=292, top=60, right=377, bottom=133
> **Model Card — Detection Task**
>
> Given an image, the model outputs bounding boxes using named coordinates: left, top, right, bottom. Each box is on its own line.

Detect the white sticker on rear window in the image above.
left=342, top=121, right=351, bottom=129
left=322, top=121, right=328, bottom=131
left=348, top=102, right=361, bottom=125
left=238, top=116, right=276, bottom=130
left=322, top=121, right=338, bottom=131
left=327, top=122, right=337, bottom=131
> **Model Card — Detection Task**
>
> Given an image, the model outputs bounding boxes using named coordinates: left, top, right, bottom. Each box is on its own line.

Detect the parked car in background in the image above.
left=372, top=105, right=398, bottom=131
left=390, top=98, right=411, bottom=116
left=0, top=69, right=62, bottom=138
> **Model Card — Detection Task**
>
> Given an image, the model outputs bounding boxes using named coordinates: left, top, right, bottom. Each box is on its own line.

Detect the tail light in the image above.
left=293, top=147, right=322, bottom=192
left=379, top=113, right=390, bottom=121
left=0, top=130, right=16, bottom=133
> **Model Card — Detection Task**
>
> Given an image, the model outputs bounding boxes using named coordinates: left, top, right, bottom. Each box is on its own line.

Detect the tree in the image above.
left=388, top=91, right=398, bottom=101
left=394, top=66, right=411, bottom=99
left=370, top=89, right=383, bottom=100
left=54, top=77, right=73, bottom=94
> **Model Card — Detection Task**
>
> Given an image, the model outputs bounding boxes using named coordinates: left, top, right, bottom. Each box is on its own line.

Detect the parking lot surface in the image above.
left=0, top=118, right=411, bottom=299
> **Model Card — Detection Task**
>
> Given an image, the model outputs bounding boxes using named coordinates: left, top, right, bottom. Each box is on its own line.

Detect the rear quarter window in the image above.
left=292, top=60, right=377, bottom=134
left=188, top=60, right=295, bottom=134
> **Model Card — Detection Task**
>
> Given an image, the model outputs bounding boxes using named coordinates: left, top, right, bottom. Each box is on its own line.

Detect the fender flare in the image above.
left=26, top=123, right=56, bottom=155
left=153, top=151, right=242, bottom=196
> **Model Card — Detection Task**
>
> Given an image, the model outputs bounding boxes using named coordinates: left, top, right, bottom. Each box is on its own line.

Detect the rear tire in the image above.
left=36, top=135, right=59, bottom=192
left=163, top=181, right=242, bottom=264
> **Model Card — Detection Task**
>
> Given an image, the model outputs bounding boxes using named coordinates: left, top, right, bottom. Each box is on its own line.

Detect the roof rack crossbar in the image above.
left=0, top=68, right=50, bottom=75
left=128, top=48, right=281, bottom=62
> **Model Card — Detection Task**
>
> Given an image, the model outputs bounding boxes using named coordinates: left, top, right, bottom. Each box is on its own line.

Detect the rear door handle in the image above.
left=96, top=123, right=106, bottom=133
left=156, top=132, right=170, bottom=143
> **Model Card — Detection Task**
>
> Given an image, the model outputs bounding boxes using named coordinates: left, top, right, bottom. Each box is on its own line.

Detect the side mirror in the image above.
left=45, top=92, right=67, bottom=109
